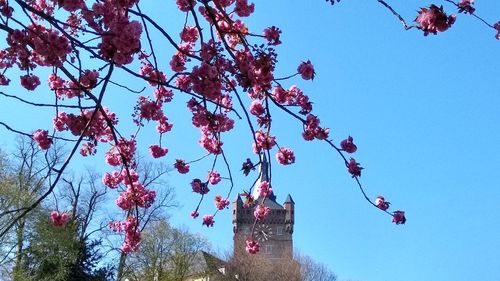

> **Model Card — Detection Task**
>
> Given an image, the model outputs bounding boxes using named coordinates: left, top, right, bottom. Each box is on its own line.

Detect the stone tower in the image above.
left=232, top=155, right=295, bottom=261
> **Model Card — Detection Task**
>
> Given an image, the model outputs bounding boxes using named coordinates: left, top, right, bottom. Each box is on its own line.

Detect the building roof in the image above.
left=284, top=194, right=295, bottom=204
left=251, top=153, right=277, bottom=202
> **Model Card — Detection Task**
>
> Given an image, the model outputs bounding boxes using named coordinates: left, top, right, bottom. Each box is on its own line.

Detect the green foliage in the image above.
left=14, top=214, right=113, bottom=281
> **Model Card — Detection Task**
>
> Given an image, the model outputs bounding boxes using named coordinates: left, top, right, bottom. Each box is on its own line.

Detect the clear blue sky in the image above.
left=1, top=1, right=500, bottom=281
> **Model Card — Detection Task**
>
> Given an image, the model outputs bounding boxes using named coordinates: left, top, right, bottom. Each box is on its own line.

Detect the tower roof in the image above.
left=251, top=153, right=277, bottom=202
left=284, top=194, right=295, bottom=204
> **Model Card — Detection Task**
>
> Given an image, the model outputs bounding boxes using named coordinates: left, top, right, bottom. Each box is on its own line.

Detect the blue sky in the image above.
left=1, top=1, right=500, bottom=281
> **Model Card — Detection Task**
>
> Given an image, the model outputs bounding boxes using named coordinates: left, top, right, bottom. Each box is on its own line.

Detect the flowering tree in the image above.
left=0, top=0, right=497, bottom=258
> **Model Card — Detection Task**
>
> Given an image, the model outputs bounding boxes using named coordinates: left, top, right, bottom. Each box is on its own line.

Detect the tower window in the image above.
left=276, top=226, right=283, bottom=235
left=265, top=244, right=273, bottom=253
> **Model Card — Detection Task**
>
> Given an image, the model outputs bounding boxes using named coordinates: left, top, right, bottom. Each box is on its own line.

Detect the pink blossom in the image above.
left=104, top=153, right=120, bottom=166
left=303, top=114, right=330, bottom=141
left=121, top=168, right=139, bottom=185
left=80, top=142, right=96, bottom=156
left=57, top=0, right=85, bottom=12
left=33, top=129, right=52, bottom=150
left=415, top=5, right=456, bottom=36
left=191, top=210, right=199, bottom=218
left=202, top=215, right=215, bottom=227
left=458, top=0, right=475, bottom=14
left=494, top=22, right=500, bottom=40
left=276, top=147, right=295, bottom=165
left=254, top=204, right=270, bottom=220
left=20, top=74, right=41, bottom=91
left=249, top=100, right=265, bottom=117
left=115, top=182, right=156, bottom=210
left=263, top=26, right=281, bottom=45
left=215, top=195, right=230, bottom=210
left=375, top=196, right=390, bottom=211
left=245, top=239, right=260, bottom=254
left=297, top=60, right=315, bottom=80
left=50, top=211, right=69, bottom=227
left=176, top=0, right=195, bottom=12
left=156, top=116, right=173, bottom=134
left=174, top=159, right=190, bottom=174
left=149, top=144, right=168, bottom=158
left=258, top=181, right=272, bottom=198
left=208, top=170, right=222, bottom=185
left=347, top=158, right=363, bottom=177
left=392, top=210, right=406, bottom=225
left=253, top=130, right=276, bottom=153
left=340, top=136, right=357, bottom=153
left=191, top=178, right=210, bottom=195
left=180, top=26, right=199, bottom=43
left=235, top=0, right=255, bottom=17
left=102, top=171, right=122, bottom=189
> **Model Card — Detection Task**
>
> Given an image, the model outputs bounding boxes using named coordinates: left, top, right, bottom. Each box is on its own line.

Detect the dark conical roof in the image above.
left=284, top=194, right=295, bottom=204
left=251, top=153, right=277, bottom=202
left=235, top=194, right=243, bottom=204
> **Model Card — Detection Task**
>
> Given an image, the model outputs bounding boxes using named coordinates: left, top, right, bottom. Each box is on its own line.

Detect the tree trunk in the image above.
left=12, top=218, right=26, bottom=280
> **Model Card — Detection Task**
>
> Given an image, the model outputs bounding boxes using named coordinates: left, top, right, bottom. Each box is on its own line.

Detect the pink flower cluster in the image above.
left=50, top=211, right=69, bottom=227
left=302, top=114, right=329, bottom=141
left=347, top=158, right=363, bottom=177
left=263, top=26, right=281, bottom=45
left=33, top=129, right=52, bottom=150
left=375, top=196, right=390, bottom=211
left=245, top=239, right=260, bottom=254
left=190, top=210, right=199, bottom=218
left=149, top=144, right=168, bottom=158
left=415, top=5, right=456, bottom=36
left=276, top=147, right=295, bottom=165
left=56, top=0, right=85, bottom=12
left=28, top=24, right=72, bottom=67
left=254, top=204, right=270, bottom=220
left=272, top=86, right=312, bottom=115
left=188, top=98, right=234, bottom=154
left=235, top=0, right=255, bottom=17
left=115, top=181, right=156, bottom=210
left=105, top=137, right=136, bottom=166
left=458, top=0, right=475, bottom=14
left=139, top=63, right=166, bottom=86
left=53, top=108, right=117, bottom=144
left=20, top=74, right=41, bottom=91
left=102, top=170, right=122, bottom=189
left=215, top=195, right=230, bottom=210
left=297, top=60, right=315, bottom=80
left=92, top=1, right=142, bottom=65
left=253, top=130, right=276, bottom=153
left=174, top=159, right=190, bottom=174
left=191, top=178, right=210, bottom=195
left=208, top=171, right=222, bottom=185
left=494, top=22, right=500, bottom=40
left=257, top=181, right=272, bottom=198
left=235, top=49, right=275, bottom=95
left=176, top=0, right=196, bottom=12
left=109, top=217, right=141, bottom=253
left=202, top=215, right=215, bottom=227
left=392, top=210, right=406, bottom=225
left=340, top=136, right=357, bottom=153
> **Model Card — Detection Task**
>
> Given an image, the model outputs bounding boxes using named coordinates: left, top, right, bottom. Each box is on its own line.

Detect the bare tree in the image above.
left=123, top=219, right=210, bottom=281
left=295, top=252, right=337, bottom=281
left=0, top=136, right=63, bottom=277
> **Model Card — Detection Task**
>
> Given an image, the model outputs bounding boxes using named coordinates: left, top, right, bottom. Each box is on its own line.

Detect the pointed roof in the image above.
left=251, top=153, right=277, bottom=202
left=284, top=194, right=295, bottom=204
left=234, top=194, right=243, bottom=204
